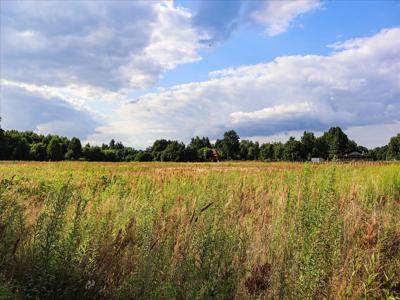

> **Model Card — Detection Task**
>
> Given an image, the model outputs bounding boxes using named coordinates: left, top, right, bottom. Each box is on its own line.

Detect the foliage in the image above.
left=161, top=141, right=186, bottom=162
left=322, top=126, right=350, bottom=159
left=387, top=134, right=400, bottom=160
left=47, top=137, right=63, bottom=161
left=283, top=137, right=302, bottom=161
left=0, top=128, right=399, bottom=162
left=219, top=130, right=240, bottom=160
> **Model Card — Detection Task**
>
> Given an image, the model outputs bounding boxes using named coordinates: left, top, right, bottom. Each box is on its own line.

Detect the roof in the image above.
left=347, top=151, right=363, bottom=156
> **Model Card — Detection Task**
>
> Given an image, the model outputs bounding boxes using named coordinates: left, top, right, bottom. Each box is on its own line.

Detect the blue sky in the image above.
left=162, top=1, right=400, bottom=87
left=1, top=0, right=399, bottom=148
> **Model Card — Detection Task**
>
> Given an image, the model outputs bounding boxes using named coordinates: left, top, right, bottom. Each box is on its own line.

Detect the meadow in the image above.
left=0, top=161, right=399, bottom=299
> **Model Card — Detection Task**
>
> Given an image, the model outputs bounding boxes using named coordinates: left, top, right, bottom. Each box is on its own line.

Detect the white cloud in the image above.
left=117, top=2, right=206, bottom=89
left=231, top=102, right=315, bottom=124
left=250, top=0, right=321, bottom=36
left=345, top=123, right=400, bottom=148
left=1, top=85, right=100, bottom=139
left=1, top=79, right=125, bottom=108
left=1, top=0, right=318, bottom=93
left=88, top=28, right=400, bottom=148
left=1, top=1, right=205, bottom=91
left=0, top=0, right=207, bottom=139
left=192, top=0, right=321, bottom=43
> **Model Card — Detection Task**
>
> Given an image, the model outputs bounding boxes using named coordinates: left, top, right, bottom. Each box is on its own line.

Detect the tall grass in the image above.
left=0, top=161, right=399, bottom=299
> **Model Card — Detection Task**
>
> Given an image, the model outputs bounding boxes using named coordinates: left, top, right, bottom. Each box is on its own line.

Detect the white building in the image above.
left=311, top=157, right=325, bottom=163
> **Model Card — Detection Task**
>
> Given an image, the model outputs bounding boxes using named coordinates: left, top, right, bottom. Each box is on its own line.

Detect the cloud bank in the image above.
left=88, top=28, right=400, bottom=148
left=1, top=1, right=205, bottom=91
left=2, top=85, right=99, bottom=139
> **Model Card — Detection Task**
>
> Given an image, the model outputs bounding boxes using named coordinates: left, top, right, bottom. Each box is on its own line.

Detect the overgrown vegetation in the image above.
left=0, top=161, right=399, bottom=299
left=1, top=127, right=399, bottom=162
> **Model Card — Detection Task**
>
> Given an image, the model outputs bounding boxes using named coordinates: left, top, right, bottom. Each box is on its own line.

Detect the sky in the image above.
left=1, top=0, right=399, bottom=149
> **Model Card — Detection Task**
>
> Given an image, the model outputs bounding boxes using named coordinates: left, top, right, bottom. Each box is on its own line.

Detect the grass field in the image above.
left=1, top=161, right=399, bottom=299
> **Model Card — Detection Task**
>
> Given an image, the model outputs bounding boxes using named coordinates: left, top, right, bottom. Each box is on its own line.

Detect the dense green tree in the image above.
left=259, top=143, right=274, bottom=161
left=273, top=142, right=284, bottom=161
left=345, top=139, right=359, bottom=154
left=183, top=147, right=197, bottom=162
left=187, top=136, right=212, bottom=161
left=151, top=139, right=171, bottom=161
left=118, top=147, right=137, bottom=161
left=248, top=141, right=259, bottom=160
left=313, top=137, right=329, bottom=159
left=109, top=139, right=116, bottom=149
left=370, top=145, right=388, bottom=161
left=0, top=128, right=398, bottom=162
left=239, top=140, right=259, bottom=160
left=283, top=137, right=302, bottom=161
left=214, top=139, right=226, bottom=160
left=322, top=127, right=349, bottom=159
left=197, top=147, right=213, bottom=162
left=0, top=129, right=5, bottom=160
left=220, top=130, right=240, bottom=160
left=387, top=134, right=400, bottom=160
left=301, top=131, right=316, bottom=160
left=60, top=139, right=68, bottom=158
left=30, top=143, right=47, bottom=161
left=13, top=138, right=30, bottom=160
left=68, top=137, right=82, bottom=159
left=161, top=141, right=186, bottom=162
left=134, top=151, right=153, bottom=162
left=64, top=150, right=75, bottom=160
left=82, top=144, right=106, bottom=161
left=47, top=138, right=63, bottom=161
left=189, top=136, right=211, bottom=151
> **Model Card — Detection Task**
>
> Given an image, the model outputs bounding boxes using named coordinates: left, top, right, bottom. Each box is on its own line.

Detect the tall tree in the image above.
left=387, top=133, right=400, bottom=160
left=239, top=140, right=259, bottom=160
left=0, top=129, right=5, bottom=160
left=68, top=137, right=82, bottom=159
left=161, top=141, right=186, bottom=162
left=47, top=137, right=63, bottom=161
left=187, top=136, right=211, bottom=161
left=301, top=131, right=316, bottom=160
left=151, top=139, right=170, bottom=161
left=189, top=136, right=211, bottom=151
left=221, top=130, right=240, bottom=160
left=259, top=143, right=274, bottom=161
left=273, top=142, right=284, bottom=161
left=283, top=137, right=302, bottom=161
left=322, top=127, right=349, bottom=159
left=30, top=143, right=47, bottom=161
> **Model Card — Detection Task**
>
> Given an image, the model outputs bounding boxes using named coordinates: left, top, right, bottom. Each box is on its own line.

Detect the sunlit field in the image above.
left=1, top=161, right=399, bottom=299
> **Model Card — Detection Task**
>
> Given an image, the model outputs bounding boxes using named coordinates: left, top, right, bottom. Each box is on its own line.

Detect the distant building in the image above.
left=311, top=157, right=325, bottom=163
left=211, top=149, right=220, bottom=162
left=343, top=151, right=371, bottom=161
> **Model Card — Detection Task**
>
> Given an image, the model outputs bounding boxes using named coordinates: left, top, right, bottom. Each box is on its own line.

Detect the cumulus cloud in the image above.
left=88, top=28, right=400, bottom=148
left=0, top=0, right=209, bottom=139
left=1, top=85, right=100, bottom=139
left=231, top=102, right=315, bottom=124
left=1, top=79, right=125, bottom=108
left=193, top=0, right=320, bottom=43
left=1, top=0, right=318, bottom=93
left=1, top=1, right=205, bottom=91
left=251, top=0, right=321, bottom=36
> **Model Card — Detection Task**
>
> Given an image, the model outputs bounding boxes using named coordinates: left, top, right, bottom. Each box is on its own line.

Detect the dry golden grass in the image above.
left=0, top=161, right=399, bottom=299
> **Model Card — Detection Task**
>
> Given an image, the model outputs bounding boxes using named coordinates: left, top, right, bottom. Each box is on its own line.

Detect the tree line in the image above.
left=0, top=127, right=399, bottom=162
